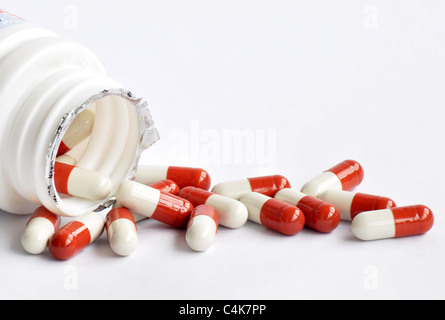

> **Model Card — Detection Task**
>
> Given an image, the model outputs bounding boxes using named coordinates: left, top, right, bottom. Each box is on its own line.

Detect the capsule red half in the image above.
left=301, top=160, right=364, bottom=197
left=327, top=160, right=364, bottom=191
left=149, top=179, right=180, bottom=195
left=275, top=189, right=340, bottom=233
left=152, top=192, right=194, bottom=227
left=240, top=192, right=305, bottom=236
left=48, top=211, right=104, bottom=260
left=135, top=165, right=211, bottom=190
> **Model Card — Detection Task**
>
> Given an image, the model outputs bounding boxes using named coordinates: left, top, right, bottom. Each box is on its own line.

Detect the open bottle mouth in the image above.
left=46, top=88, right=159, bottom=217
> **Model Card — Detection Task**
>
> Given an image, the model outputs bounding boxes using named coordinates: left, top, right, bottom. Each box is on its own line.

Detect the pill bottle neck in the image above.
left=4, top=69, right=159, bottom=216
left=0, top=22, right=159, bottom=216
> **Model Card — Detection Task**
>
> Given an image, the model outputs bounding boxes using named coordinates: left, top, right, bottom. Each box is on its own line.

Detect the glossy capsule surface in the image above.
left=148, top=179, right=180, bottom=195
left=57, top=109, right=95, bottom=156
left=179, top=186, right=248, bottom=229
left=240, top=192, right=305, bottom=236
left=116, top=181, right=194, bottom=228
left=319, top=190, right=396, bottom=221
left=21, top=206, right=61, bottom=254
left=106, top=207, right=138, bottom=256
left=49, top=211, right=104, bottom=260
left=186, top=204, right=219, bottom=252
left=135, top=165, right=211, bottom=190
left=275, top=188, right=340, bottom=233
left=54, top=162, right=112, bottom=200
left=211, top=175, right=291, bottom=200
left=301, top=160, right=364, bottom=197
left=120, top=180, right=183, bottom=224
left=351, top=205, right=434, bottom=241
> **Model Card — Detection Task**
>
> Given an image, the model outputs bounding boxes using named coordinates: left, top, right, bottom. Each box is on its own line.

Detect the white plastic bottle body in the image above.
left=0, top=10, right=159, bottom=217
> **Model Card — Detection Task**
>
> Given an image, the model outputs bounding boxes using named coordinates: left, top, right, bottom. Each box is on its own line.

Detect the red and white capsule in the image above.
left=120, top=180, right=183, bottom=223
left=274, top=189, right=340, bottom=233
left=319, top=190, right=396, bottom=221
left=49, top=211, right=105, bottom=260
left=116, top=181, right=194, bottom=228
left=301, top=160, right=364, bottom=197
left=54, top=162, right=112, bottom=200
left=211, top=175, right=291, bottom=200
left=57, top=109, right=95, bottom=156
left=105, top=207, right=138, bottom=256
left=240, top=192, right=305, bottom=236
left=135, top=165, right=211, bottom=190
left=351, top=205, right=434, bottom=241
left=21, top=206, right=61, bottom=254
left=179, top=186, right=248, bottom=229
left=186, top=204, right=219, bottom=252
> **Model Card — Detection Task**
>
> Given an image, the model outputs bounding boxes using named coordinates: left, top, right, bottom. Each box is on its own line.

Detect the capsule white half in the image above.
left=211, top=179, right=252, bottom=200
left=58, top=109, right=95, bottom=155
left=301, top=172, right=342, bottom=197
left=186, top=205, right=219, bottom=252
left=107, top=219, right=138, bottom=256
left=178, top=187, right=248, bottom=229
left=205, top=194, right=247, bottom=229
left=351, top=209, right=396, bottom=241
left=115, top=181, right=161, bottom=217
left=21, top=207, right=61, bottom=254
left=21, top=218, right=56, bottom=254
left=106, top=206, right=138, bottom=256
left=186, top=215, right=217, bottom=251
left=318, top=189, right=356, bottom=220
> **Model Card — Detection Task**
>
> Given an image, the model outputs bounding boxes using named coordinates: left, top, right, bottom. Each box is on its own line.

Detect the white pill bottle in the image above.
left=0, top=10, right=159, bottom=217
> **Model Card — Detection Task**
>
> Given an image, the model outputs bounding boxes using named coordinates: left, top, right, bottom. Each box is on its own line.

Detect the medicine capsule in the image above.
left=116, top=181, right=194, bottom=228
left=301, top=159, right=364, bottom=197
left=319, top=190, right=396, bottom=221
left=274, top=188, right=340, bottom=233
left=55, top=154, right=77, bottom=166
left=57, top=109, right=95, bottom=156
left=351, top=205, right=434, bottom=241
left=48, top=211, right=105, bottom=260
left=119, top=180, right=182, bottom=224
left=211, top=175, right=291, bottom=200
left=240, top=192, right=305, bottom=236
left=21, top=206, right=61, bottom=254
left=135, top=165, right=211, bottom=190
left=179, top=186, right=248, bottom=229
left=186, top=204, right=219, bottom=252
left=54, top=162, right=112, bottom=200
left=105, top=207, right=138, bottom=256
left=148, top=179, right=180, bottom=195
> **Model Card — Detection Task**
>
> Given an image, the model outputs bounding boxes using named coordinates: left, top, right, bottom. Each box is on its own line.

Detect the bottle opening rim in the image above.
left=45, top=88, right=159, bottom=217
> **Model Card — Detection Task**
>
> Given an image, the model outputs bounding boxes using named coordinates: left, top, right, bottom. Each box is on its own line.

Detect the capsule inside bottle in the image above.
left=48, top=90, right=157, bottom=217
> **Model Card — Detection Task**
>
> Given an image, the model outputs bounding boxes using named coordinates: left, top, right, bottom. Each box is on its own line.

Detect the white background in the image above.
left=0, top=0, right=444, bottom=300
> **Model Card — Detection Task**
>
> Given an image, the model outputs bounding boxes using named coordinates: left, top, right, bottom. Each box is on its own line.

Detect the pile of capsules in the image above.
left=20, top=111, right=435, bottom=260
left=21, top=159, right=436, bottom=260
